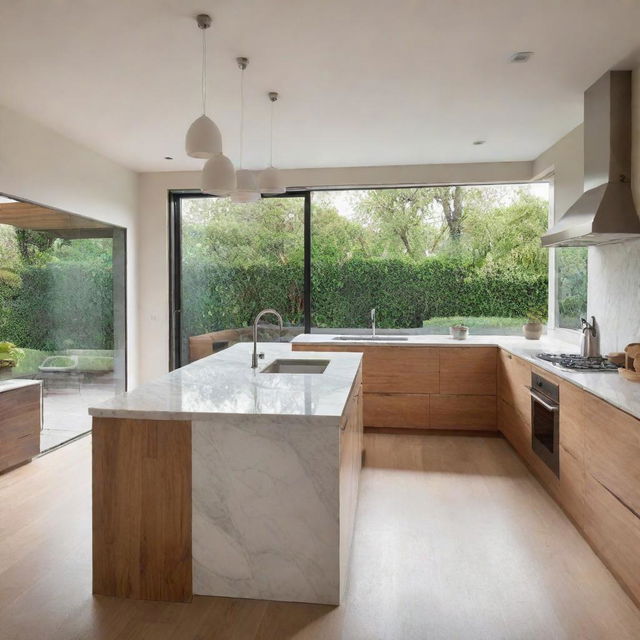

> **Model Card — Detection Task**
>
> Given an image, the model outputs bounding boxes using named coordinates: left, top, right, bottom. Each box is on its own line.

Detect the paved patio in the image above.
left=40, top=380, right=116, bottom=452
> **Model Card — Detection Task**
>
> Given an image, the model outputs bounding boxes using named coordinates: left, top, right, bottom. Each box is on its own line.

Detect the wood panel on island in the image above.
left=292, top=344, right=497, bottom=430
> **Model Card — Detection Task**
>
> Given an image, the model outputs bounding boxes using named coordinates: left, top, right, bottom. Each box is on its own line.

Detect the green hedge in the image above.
left=0, top=263, right=113, bottom=351
left=182, top=257, right=547, bottom=335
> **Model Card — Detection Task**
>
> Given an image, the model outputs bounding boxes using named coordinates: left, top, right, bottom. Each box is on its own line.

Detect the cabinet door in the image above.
left=583, top=392, right=640, bottom=517
left=438, top=347, right=497, bottom=395
left=498, top=397, right=530, bottom=459
left=0, top=384, right=41, bottom=472
left=430, top=395, right=497, bottom=430
left=584, top=472, right=640, bottom=603
left=498, top=350, right=531, bottom=422
left=362, top=346, right=439, bottom=394
left=363, top=393, right=429, bottom=429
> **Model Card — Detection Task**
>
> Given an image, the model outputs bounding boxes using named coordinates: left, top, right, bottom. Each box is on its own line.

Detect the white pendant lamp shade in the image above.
left=230, top=169, right=260, bottom=203
left=258, top=91, right=286, bottom=194
left=202, top=153, right=236, bottom=195
left=186, top=14, right=225, bottom=161
left=186, top=115, right=222, bottom=159
left=258, top=166, right=286, bottom=194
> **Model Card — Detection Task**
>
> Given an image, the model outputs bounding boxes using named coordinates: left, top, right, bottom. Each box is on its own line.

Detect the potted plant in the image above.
left=0, top=341, right=25, bottom=368
left=523, top=306, right=546, bottom=340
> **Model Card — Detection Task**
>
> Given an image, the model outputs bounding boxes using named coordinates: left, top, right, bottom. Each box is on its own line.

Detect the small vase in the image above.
left=523, top=322, right=543, bottom=340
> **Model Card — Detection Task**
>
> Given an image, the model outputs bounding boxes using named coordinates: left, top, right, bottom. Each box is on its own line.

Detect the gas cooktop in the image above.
left=536, top=353, right=619, bottom=372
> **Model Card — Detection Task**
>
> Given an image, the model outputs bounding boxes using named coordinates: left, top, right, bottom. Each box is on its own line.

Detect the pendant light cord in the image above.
left=239, top=65, right=245, bottom=169
left=270, top=99, right=274, bottom=167
left=201, top=27, right=207, bottom=115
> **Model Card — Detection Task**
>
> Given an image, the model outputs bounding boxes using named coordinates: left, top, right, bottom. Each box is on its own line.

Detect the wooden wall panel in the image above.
left=439, top=347, right=497, bottom=395
left=0, top=384, right=41, bottom=473
left=92, top=418, right=192, bottom=602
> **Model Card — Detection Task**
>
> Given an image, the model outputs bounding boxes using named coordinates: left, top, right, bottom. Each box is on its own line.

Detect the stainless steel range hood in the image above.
left=542, top=70, right=640, bottom=247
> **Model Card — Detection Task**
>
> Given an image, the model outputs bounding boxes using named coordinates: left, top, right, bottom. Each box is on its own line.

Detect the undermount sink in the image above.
left=332, top=335, right=409, bottom=341
left=260, top=359, right=330, bottom=374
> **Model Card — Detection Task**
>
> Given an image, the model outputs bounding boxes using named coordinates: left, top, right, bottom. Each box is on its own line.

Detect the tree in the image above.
left=14, top=229, right=56, bottom=264
left=433, top=187, right=464, bottom=239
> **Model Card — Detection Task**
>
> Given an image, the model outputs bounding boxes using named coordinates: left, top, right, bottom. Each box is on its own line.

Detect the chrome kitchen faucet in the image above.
left=251, top=309, right=283, bottom=368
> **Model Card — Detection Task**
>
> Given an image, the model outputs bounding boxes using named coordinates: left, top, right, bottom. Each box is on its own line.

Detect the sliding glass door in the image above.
left=170, top=193, right=309, bottom=369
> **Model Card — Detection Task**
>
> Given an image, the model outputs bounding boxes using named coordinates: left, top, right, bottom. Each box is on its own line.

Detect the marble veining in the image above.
left=89, top=343, right=362, bottom=421
left=192, top=416, right=341, bottom=604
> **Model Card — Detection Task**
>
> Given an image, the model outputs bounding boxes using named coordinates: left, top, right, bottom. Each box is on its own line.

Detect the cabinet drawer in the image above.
left=498, top=398, right=530, bottom=459
left=430, top=395, right=496, bottom=430
left=583, top=392, right=640, bottom=516
left=363, top=393, right=429, bottom=429
left=0, top=384, right=41, bottom=471
left=498, top=350, right=531, bottom=421
left=363, top=347, right=438, bottom=394
left=584, top=472, right=640, bottom=603
left=293, top=344, right=438, bottom=394
left=438, top=347, right=497, bottom=395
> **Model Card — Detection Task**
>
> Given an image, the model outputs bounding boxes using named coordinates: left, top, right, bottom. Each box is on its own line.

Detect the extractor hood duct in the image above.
left=542, top=70, right=640, bottom=247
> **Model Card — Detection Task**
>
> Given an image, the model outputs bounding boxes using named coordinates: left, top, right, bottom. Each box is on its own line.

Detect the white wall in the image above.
left=137, top=161, right=533, bottom=383
left=533, top=67, right=640, bottom=354
left=0, top=106, right=139, bottom=386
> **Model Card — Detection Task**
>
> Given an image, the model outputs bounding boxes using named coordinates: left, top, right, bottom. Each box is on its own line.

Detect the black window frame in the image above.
left=168, top=190, right=311, bottom=370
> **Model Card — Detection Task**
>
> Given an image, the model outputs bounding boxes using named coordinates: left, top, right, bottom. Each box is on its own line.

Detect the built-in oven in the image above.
left=529, top=372, right=560, bottom=477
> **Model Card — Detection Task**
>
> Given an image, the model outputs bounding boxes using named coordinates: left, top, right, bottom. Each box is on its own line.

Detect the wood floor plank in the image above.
left=1, top=432, right=639, bottom=639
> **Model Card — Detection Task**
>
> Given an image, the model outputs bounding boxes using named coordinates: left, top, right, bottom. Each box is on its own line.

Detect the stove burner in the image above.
left=536, top=353, right=619, bottom=372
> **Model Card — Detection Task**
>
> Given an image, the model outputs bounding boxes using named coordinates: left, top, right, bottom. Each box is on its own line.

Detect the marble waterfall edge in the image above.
left=192, top=415, right=341, bottom=604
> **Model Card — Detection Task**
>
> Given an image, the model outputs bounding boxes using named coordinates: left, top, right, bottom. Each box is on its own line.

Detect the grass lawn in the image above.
left=423, top=316, right=527, bottom=329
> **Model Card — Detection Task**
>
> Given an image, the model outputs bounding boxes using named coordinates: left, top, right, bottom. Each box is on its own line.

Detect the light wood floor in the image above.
left=1, top=433, right=640, bottom=640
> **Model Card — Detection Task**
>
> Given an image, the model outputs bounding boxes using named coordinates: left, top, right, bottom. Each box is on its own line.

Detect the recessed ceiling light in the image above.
left=473, top=140, right=486, bottom=146
left=510, top=51, right=533, bottom=63
left=164, top=156, right=173, bottom=160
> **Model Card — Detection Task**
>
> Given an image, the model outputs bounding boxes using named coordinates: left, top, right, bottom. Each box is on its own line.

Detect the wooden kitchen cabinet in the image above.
left=582, top=392, right=640, bottom=516
left=431, top=394, right=496, bottom=430
left=498, top=349, right=531, bottom=421
left=0, top=383, right=41, bottom=473
left=361, top=346, right=439, bottom=394
left=583, top=472, right=640, bottom=603
left=438, top=347, right=496, bottom=395
left=294, top=342, right=497, bottom=430
left=363, top=393, right=429, bottom=429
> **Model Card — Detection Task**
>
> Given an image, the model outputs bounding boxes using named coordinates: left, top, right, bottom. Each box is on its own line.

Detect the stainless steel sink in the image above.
left=332, top=336, right=409, bottom=341
left=260, top=359, right=330, bottom=374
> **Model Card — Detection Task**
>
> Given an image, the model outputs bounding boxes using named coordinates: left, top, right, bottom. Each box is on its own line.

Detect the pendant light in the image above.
left=185, top=14, right=222, bottom=158
left=230, top=57, right=260, bottom=203
left=258, top=92, right=286, bottom=194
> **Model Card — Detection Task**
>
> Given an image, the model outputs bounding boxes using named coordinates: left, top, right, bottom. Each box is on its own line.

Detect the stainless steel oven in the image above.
left=529, top=372, right=560, bottom=477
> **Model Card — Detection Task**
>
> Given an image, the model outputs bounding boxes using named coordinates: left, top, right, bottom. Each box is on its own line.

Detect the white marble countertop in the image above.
left=89, top=343, right=362, bottom=423
left=293, top=333, right=640, bottom=421
left=0, top=379, right=41, bottom=394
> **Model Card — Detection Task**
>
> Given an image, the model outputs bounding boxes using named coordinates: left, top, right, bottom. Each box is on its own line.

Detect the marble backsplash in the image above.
left=588, top=239, right=640, bottom=354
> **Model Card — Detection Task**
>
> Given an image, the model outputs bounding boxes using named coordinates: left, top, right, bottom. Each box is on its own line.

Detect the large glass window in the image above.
left=310, top=184, right=549, bottom=335
left=555, top=247, right=588, bottom=330
left=0, top=197, right=126, bottom=452
left=174, top=194, right=306, bottom=367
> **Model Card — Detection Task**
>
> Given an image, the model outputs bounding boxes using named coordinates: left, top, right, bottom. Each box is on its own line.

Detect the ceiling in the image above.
left=1, top=0, right=640, bottom=173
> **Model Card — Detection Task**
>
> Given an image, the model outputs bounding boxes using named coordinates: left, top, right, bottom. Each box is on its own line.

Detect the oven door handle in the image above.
left=528, top=387, right=559, bottom=412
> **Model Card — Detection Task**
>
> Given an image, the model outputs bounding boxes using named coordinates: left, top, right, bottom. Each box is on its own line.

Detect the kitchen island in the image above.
left=89, top=343, right=363, bottom=605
